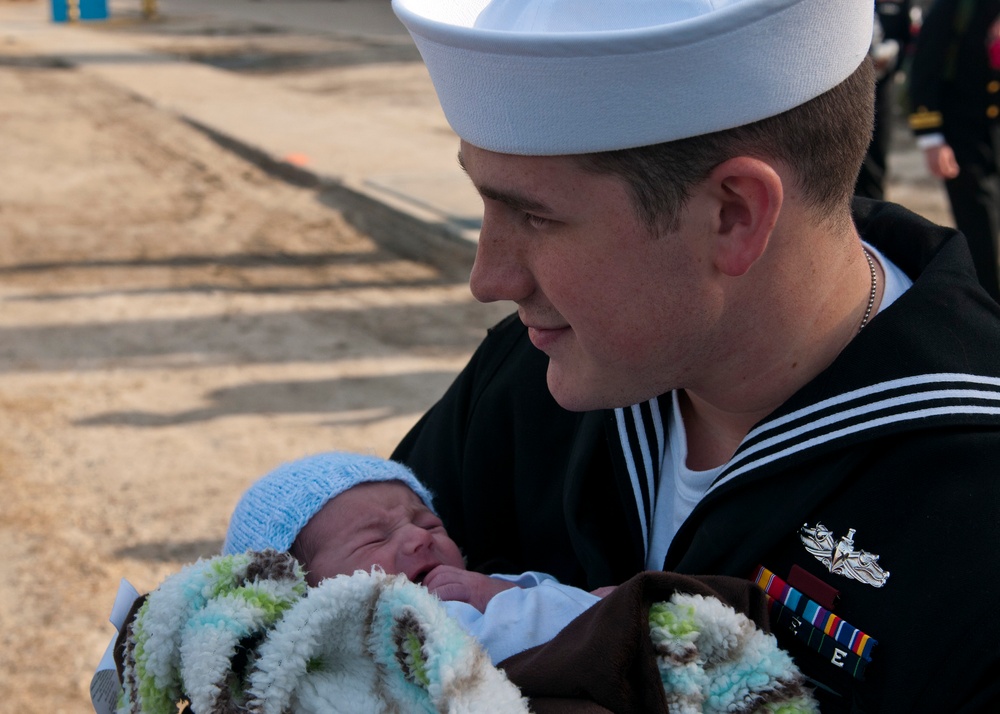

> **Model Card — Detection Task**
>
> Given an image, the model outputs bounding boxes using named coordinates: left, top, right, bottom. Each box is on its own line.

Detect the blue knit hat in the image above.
left=223, top=452, right=436, bottom=556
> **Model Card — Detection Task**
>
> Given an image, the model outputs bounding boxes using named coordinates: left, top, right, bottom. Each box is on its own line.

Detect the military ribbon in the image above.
left=754, top=565, right=877, bottom=680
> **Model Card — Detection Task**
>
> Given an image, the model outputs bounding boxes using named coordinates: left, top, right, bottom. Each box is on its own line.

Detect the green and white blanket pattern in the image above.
left=115, top=550, right=817, bottom=713
left=117, top=550, right=528, bottom=714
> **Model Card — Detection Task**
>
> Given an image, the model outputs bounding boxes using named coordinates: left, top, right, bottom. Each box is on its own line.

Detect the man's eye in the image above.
left=524, top=213, right=551, bottom=229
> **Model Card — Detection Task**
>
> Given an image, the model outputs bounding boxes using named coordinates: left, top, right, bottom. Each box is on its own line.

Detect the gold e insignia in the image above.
left=800, top=523, right=890, bottom=588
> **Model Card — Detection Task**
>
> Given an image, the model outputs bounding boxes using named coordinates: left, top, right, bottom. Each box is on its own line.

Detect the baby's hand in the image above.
left=422, top=565, right=518, bottom=612
left=590, top=585, right=617, bottom=598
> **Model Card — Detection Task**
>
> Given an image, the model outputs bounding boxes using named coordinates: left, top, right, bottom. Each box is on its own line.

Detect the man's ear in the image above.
left=705, top=157, right=783, bottom=277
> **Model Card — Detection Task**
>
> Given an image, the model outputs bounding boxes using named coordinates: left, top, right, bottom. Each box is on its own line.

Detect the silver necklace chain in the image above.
left=859, top=248, right=877, bottom=332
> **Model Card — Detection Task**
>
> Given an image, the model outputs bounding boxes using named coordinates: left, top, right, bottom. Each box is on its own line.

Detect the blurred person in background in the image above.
left=909, top=0, right=1000, bottom=299
left=856, top=0, right=914, bottom=200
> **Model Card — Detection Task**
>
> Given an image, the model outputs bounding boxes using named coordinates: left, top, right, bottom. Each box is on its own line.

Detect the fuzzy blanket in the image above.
left=499, top=571, right=819, bottom=713
left=110, top=551, right=817, bottom=713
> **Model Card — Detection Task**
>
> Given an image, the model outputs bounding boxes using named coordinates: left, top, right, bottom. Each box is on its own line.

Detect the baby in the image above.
left=223, top=451, right=602, bottom=664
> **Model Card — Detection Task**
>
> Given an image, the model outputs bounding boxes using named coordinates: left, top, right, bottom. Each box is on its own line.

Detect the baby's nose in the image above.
left=401, top=525, right=433, bottom=554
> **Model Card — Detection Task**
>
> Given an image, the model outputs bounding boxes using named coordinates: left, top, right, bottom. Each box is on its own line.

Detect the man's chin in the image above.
left=546, top=362, right=661, bottom=412
left=545, top=364, right=611, bottom=412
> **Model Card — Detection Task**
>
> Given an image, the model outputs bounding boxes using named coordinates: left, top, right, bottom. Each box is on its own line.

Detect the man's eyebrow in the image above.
left=456, top=150, right=553, bottom=214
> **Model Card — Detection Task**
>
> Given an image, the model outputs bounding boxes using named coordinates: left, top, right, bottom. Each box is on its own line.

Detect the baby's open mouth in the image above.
left=411, top=564, right=437, bottom=584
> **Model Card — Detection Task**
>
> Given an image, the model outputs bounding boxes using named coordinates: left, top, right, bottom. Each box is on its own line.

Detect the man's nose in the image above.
left=469, top=208, right=533, bottom=304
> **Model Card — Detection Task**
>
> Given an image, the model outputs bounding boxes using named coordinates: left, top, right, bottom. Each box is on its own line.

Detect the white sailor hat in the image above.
left=393, top=0, right=873, bottom=155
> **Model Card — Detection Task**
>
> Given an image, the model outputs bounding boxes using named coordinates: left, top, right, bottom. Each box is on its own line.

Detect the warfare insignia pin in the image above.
left=800, top=523, right=890, bottom=588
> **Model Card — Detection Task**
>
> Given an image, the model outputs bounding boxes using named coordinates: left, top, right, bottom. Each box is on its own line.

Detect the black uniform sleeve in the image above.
left=392, top=313, right=643, bottom=588
left=908, top=0, right=960, bottom=134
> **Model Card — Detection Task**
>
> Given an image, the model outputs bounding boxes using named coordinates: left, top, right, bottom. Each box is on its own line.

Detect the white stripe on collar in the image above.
left=614, top=399, right=665, bottom=558
left=709, top=373, right=1000, bottom=494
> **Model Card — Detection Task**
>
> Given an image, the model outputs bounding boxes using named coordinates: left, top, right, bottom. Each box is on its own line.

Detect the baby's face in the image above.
left=292, top=481, right=466, bottom=587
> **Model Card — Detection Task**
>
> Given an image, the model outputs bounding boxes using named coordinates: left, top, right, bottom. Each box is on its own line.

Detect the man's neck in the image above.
left=678, top=389, right=768, bottom=471
left=678, top=235, right=884, bottom=471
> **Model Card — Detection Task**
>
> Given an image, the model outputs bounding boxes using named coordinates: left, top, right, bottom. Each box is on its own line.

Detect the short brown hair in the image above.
left=575, top=58, right=875, bottom=231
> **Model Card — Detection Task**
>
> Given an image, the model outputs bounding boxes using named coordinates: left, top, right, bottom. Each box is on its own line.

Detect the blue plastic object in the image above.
left=51, top=0, right=108, bottom=22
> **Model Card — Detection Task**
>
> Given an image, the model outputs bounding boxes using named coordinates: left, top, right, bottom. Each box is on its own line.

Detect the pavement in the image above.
left=0, top=0, right=485, bottom=276
left=0, top=0, right=954, bottom=276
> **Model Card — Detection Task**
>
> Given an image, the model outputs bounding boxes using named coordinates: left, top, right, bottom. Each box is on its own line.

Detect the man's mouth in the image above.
left=526, top=324, right=570, bottom=351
